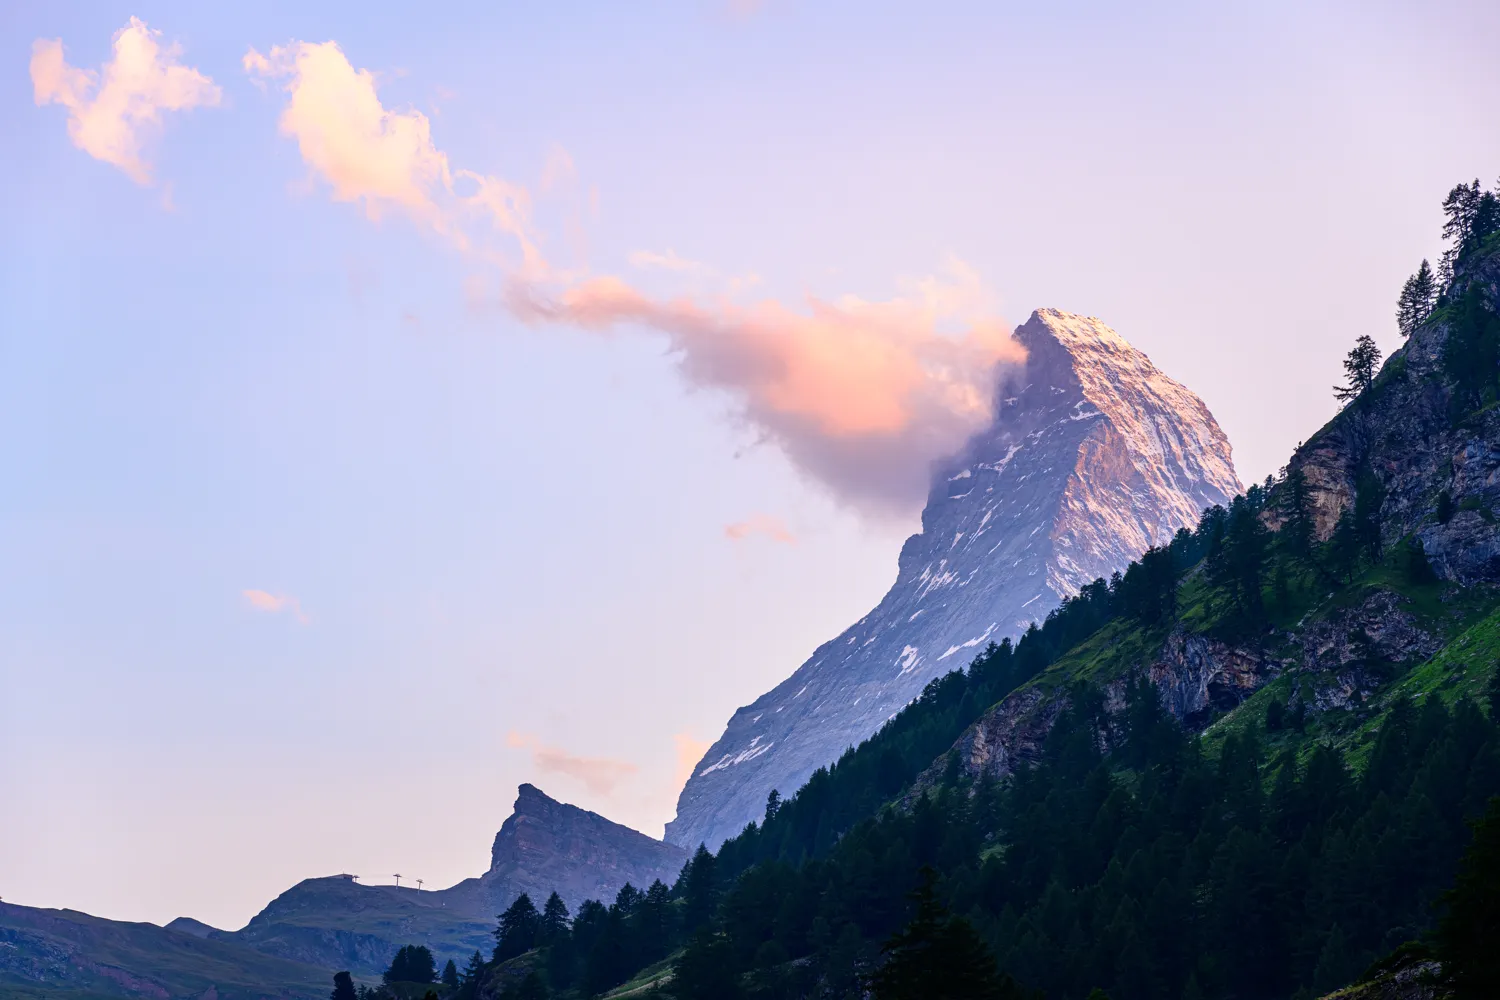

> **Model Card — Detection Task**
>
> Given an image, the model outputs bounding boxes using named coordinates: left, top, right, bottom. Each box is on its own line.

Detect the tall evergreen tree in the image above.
left=681, top=845, right=720, bottom=934
left=441, top=959, right=459, bottom=988
left=1440, top=180, right=1484, bottom=283
left=494, top=894, right=542, bottom=963
left=1397, top=259, right=1437, bottom=336
left=670, top=930, right=743, bottom=1000
left=540, top=892, right=570, bottom=944
left=384, top=945, right=437, bottom=985
left=331, top=971, right=358, bottom=1000
left=461, top=949, right=485, bottom=991
left=1278, top=467, right=1316, bottom=559
left=1334, top=334, right=1381, bottom=404
left=1436, top=797, right=1500, bottom=998
left=867, top=868, right=1021, bottom=1000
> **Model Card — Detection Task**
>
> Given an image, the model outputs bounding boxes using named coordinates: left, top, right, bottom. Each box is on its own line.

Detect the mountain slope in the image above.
left=0, top=902, right=329, bottom=1000
left=667, top=308, right=1241, bottom=849
left=219, top=784, right=687, bottom=976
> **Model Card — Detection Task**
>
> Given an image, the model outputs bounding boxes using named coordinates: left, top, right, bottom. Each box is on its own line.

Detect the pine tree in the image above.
left=456, top=953, right=486, bottom=995
left=539, top=892, right=570, bottom=944
left=1435, top=797, right=1500, bottom=998
left=441, top=959, right=459, bottom=988
left=1279, top=468, right=1316, bottom=559
left=1397, top=260, right=1437, bottom=337
left=681, top=845, right=719, bottom=934
left=867, top=868, right=1021, bottom=1000
left=384, top=945, right=437, bottom=985
left=1333, top=335, right=1381, bottom=404
left=331, top=971, right=358, bottom=1000
left=1440, top=180, right=1484, bottom=283
left=494, top=894, right=541, bottom=963
left=670, top=930, right=743, bottom=1000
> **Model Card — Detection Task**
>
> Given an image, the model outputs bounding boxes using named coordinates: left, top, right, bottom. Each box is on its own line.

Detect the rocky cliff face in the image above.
left=932, top=248, right=1500, bottom=792
left=667, top=309, right=1241, bottom=850
left=934, top=590, right=1446, bottom=790
left=476, top=783, right=688, bottom=907
left=224, top=784, right=687, bottom=976
left=1290, top=253, right=1500, bottom=580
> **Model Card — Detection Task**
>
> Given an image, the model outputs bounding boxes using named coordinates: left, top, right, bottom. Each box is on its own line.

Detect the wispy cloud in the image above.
left=628, top=248, right=712, bottom=274
left=243, top=40, right=1022, bottom=516
left=507, top=731, right=639, bottom=796
left=242, top=589, right=310, bottom=625
left=724, top=514, right=796, bottom=544
left=506, top=257, right=1023, bottom=514
left=30, top=17, right=221, bottom=184
left=244, top=39, right=542, bottom=271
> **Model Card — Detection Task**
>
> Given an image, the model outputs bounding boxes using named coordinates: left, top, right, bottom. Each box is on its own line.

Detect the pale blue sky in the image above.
left=3, top=0, right=1498, bottom=929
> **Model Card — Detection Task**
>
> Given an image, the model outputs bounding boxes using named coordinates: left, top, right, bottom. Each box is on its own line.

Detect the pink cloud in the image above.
left=724, top=514, right=796, bottom=544
left=505, top=259, right=1024, bottom=513
left=30, top=17, right=221, bottom=184
left=244, top=40, right=541, bottom=269
left=241, top=589, right=309, bottom=625
left=628, top=248, right=711, bottom=274
left=243, top=42, right=1022, bottom=515
left=506, top=731, right=639, bottom=797
left=672, top=732, right=712, bottom=790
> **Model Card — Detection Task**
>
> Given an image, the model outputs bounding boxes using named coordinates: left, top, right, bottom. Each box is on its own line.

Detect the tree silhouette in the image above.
left=494, top=894, right=541, bottom=963
left=867, top=868, right=1022, bottom=1000
left=1436, top=797, right=1500, bottom=998
left=1397, top=259, right=1437, bottom=336
left=1334, top=335, right=1381, bottom=404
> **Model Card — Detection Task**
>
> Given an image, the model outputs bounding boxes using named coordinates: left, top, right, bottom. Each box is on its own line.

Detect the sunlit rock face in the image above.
left=665, top=309, right=1241, bottom=851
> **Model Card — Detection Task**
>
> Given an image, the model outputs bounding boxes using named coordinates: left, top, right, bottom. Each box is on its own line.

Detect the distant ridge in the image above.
left=217, top=783, right=687, bottom=975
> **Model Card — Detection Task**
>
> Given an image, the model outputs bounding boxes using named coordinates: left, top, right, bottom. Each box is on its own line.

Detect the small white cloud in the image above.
left=242, top=589, right=309, bottom=625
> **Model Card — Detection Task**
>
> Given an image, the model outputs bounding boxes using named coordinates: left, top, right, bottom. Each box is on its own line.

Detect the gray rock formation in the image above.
left=222, top=784, right=688, bottom=976
left=666, top=309, right=1241, bottom=850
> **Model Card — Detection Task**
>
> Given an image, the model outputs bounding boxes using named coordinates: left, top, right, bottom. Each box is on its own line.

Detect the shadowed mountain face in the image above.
left=666, top=309, right=1241, bottom=850
left=0, top=902, right=328, bottom=999
left=218, top=784, right=688, bottom=976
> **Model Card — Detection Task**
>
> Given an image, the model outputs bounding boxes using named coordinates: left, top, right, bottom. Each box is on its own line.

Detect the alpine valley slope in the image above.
left=666, top=308, right=1242, bottom=850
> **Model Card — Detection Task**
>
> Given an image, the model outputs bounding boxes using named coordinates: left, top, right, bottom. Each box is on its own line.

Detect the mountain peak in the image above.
left=487, top=784, right=688, bottom=894
left=667, top=309, right=1240, bottom=851
left=1024, top=308, right=1137, bottom=353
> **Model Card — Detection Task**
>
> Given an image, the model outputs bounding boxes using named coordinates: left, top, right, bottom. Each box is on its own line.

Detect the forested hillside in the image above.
left=355, top=178, right=1500, bottom=1000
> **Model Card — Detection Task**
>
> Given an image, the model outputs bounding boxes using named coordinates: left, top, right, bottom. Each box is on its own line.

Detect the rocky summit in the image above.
left=216, top=784, right=688, bottom=976
left=666, top=309, right=1241, bottom=850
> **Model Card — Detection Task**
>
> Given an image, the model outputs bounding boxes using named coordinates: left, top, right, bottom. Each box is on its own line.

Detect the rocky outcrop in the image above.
left=1319, top=962, right=1447, bottom=1000
left=668, top=309, right=1240, bottom=850
left=477, top=783, right=689, bottom=908
left=936, top=590, right=1441, bottom=786
left=1290, top=251, right=1500, bottom=583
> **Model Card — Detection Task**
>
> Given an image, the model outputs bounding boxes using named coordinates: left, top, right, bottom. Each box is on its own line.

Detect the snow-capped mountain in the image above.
left=665, top=309, right=1241, bottom=850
